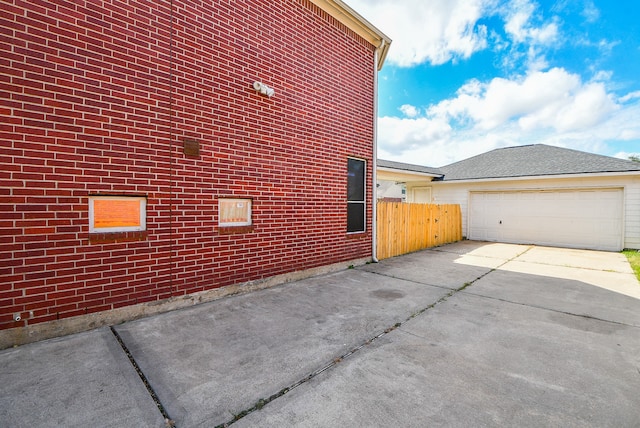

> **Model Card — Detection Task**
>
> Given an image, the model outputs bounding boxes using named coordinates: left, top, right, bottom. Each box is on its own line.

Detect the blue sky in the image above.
left=348, top=0, right=640, bottom=166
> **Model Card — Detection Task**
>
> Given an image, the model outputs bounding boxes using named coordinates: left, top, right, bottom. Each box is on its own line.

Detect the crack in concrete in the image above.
left=110, top=327, right=175, bottom=427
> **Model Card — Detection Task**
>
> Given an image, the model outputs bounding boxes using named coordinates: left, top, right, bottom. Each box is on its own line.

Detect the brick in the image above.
left=14, top=293, right=47, bottom=306
left=3, top=0, right=375, bottom=331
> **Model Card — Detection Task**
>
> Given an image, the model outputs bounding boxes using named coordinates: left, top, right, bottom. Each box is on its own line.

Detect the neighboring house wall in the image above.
left=430, top=174, right=640, bottom=249
left=1, top=0, right=378, bottom=331
left=377, top=181, right=405, bottom=201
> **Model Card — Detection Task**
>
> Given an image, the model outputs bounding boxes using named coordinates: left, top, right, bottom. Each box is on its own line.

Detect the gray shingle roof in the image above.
left=377, top=159, right=443, bottom=176
left=437, top=144, right=640, bottom=181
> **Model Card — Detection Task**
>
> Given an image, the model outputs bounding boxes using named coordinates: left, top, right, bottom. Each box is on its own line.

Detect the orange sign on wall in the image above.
left=90, top=196, right=146, bottom=232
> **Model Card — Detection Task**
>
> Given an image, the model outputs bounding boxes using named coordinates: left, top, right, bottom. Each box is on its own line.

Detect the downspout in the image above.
left=372, top=40, right=384, bottom=263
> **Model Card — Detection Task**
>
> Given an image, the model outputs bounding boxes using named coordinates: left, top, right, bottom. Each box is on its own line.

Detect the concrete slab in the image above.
left=113, top=269, right=452, bottom=427
left=500, top=259, right=640, bottom=299
left=3, top=241, right=638, bottom=427
left=360, top=249, right=501, bottom=289
left=431, top=240, right=531, bottom=260
left=464, top=267, right=640, bottom=326
left=235, top=293, right=640, bottom=427
left=515, top=246, right=635, bottom=273
left=0, top=327, right=164, bottom=428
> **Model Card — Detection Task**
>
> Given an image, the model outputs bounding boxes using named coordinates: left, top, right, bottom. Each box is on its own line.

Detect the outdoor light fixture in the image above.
left=253, top=81, right=275, bottom=98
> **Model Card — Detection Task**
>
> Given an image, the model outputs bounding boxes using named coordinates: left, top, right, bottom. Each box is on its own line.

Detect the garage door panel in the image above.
left=469, top=189, right=623, bottom=251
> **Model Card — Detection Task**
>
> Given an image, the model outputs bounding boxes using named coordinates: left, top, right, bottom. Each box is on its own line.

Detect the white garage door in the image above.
left=469, top=188, right=624, bottom=251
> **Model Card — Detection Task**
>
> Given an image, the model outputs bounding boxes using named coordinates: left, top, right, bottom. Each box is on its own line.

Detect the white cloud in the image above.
left=614, top=152, right=640, bottom=161
left=378, top=137, right=497, bottom=167
left=576, top=37, right=620, bottom=59
left=503, top=0, right=557, bottom=44
left=618, top=130, right=640, bottom=140
left=347, top=0, right=563, bottom=71
left=591, top=70, right=613, bottom=82
left=428, top=68, right=617, bottom=132
left=377, top=68, right=632, bottom=166
left=499, top=0, right=559, bottom=71
left=399, top=104, right=420, bottom=117
left=582, top=0, right=600, bottom=23
left=610, top=102, right=640, bottom=141
left=525, top=47, right=549, bottom=72
left=619, top=91, right=640, bottom=103
left=347, top=0, right=495, bottom=66
left=378, top=116, right=452, bottom=154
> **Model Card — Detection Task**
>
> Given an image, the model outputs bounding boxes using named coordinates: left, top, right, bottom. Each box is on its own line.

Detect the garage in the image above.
left=468, top=188, right=624, bottom=251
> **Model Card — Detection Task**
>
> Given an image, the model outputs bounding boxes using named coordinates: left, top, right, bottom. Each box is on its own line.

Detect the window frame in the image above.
left=219, top=198, right=253, bottom=227
left=347, top=157, right=366, bottom=233
left=88, top=195, right=147, bottom=233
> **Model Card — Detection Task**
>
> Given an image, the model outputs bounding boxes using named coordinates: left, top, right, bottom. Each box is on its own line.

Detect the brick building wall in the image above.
left=0, top=0, right=379, bottom=331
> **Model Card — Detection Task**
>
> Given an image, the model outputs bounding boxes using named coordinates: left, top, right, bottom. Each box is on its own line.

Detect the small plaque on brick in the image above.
left=183, top=138, right=200, bottom=156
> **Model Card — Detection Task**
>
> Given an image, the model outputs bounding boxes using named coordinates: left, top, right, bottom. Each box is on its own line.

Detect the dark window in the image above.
left=347, top=158, right=366, bottom=233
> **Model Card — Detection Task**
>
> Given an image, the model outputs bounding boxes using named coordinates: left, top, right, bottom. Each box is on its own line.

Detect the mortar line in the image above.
left=110, top=327, right=175, bottom=427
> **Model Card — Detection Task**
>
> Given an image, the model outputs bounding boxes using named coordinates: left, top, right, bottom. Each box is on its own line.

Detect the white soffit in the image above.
left=309, top=0, right=392, bottom=69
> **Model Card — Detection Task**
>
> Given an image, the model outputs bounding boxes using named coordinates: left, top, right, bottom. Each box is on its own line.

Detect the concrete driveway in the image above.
left=1, top=241, right=639, bottom=427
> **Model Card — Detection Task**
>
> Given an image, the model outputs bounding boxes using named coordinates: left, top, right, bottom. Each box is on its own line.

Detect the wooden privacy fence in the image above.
left=376, top=202, right=462, bottom=260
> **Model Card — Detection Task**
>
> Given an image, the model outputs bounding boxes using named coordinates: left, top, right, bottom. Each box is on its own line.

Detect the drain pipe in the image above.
left=372, top=40, right=385, bottom=263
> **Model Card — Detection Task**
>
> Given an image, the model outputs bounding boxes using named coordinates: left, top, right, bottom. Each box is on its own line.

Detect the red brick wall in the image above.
left=0, top=0, right=376, bottom=329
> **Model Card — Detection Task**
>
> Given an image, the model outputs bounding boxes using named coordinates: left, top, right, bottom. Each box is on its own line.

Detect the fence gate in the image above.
left=376, top=202, right=462, bottom=260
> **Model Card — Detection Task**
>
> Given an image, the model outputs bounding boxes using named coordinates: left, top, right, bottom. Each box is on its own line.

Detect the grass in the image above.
left=622, top=249, right=640, bottom=282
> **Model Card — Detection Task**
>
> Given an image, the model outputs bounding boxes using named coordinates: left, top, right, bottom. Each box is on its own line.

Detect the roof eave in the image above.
left=309, top=0, right=392, bottom=70
left=378, top=167, right=442, bottom=179
left=377, top=168, right=442, bottom=183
